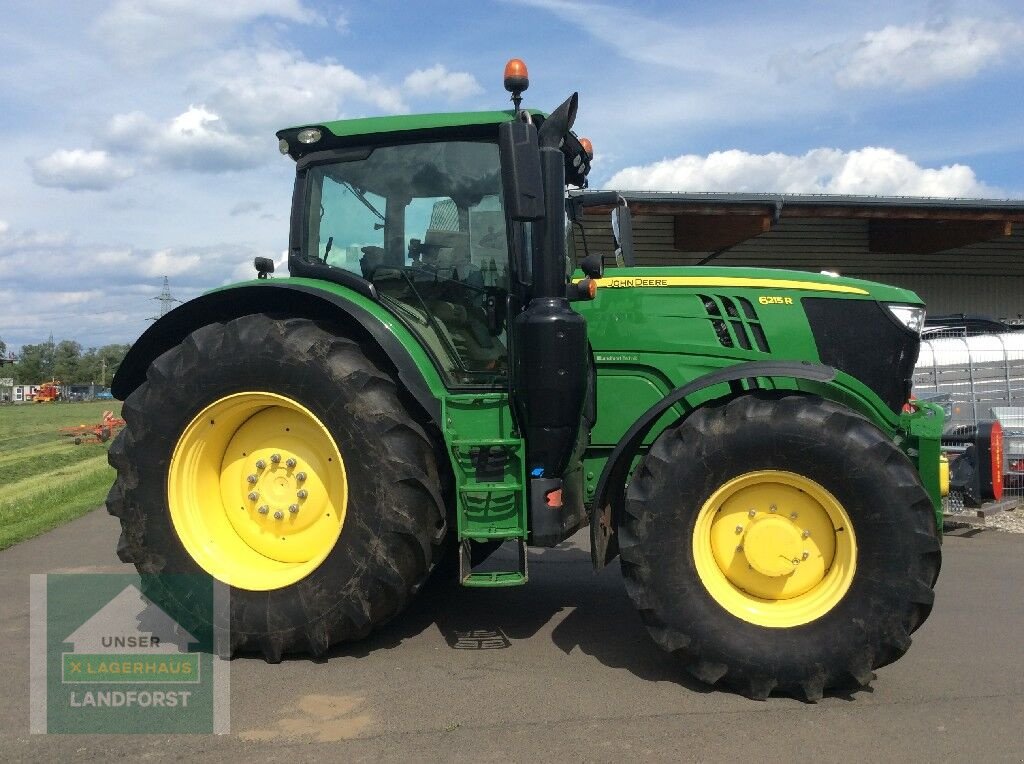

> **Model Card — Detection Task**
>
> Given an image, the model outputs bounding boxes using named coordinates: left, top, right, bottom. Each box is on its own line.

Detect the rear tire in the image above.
left=106, top=314, right=447, bottom=661
left=620, top=393, right=940, bottom=700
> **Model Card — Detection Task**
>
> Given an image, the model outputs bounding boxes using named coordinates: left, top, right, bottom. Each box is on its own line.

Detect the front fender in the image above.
left=589, top=360, right=920, bottom=568
left=112, top=279, right=446, bottom=421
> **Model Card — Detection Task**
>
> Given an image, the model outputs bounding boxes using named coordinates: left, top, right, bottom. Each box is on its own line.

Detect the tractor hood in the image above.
left=576, top=266, right=925, bottom=415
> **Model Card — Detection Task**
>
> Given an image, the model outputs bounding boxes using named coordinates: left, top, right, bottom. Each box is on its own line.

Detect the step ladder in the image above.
left=443, top=396, right=528, bottom=587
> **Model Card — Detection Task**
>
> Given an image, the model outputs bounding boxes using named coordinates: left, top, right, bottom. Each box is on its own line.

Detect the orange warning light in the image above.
left=503, top=58, right=529, bottom=94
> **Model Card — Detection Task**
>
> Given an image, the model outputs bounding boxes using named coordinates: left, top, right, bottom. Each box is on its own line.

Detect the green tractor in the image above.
left=107, top=60, right=943, bottom=700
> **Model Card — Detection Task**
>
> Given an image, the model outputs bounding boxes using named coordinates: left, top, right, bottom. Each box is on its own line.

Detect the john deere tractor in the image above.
left=107, top=60, right=942, bottom=700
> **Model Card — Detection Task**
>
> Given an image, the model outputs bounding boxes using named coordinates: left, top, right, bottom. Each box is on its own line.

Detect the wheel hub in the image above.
left=742, top=515, right=803, bottom=577
left=168, top=392, right=347, bottom=590
left=693, top=470, right=857, bottom=627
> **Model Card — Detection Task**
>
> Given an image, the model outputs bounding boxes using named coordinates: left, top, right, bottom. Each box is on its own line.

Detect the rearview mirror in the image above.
left=611, top=200, right=635, bottom=267
left=579, top=253, right=604, bottom=279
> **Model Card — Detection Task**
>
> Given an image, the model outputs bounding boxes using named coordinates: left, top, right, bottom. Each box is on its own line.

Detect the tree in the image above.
left=0, top=337, right=6, bottom=357
left=13, top=336, right=56, bottom=383
left=53, top=340, right=83, bottom=382
left=79, top=344, right=130, bottom=385
left=97, top=343, right=130, bottom=385
left=12, top=336, right=130, bottom=385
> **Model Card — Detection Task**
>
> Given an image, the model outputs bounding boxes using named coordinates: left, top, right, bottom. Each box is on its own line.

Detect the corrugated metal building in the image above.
left=569, top=192, right=1024, bottom=320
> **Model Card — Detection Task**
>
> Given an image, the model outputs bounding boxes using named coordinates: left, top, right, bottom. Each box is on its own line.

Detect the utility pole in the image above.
left=148, top=276, right=181, bottom=321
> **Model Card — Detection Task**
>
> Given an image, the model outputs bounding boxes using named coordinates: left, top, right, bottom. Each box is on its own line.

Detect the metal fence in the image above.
left=913, top=332, right=1024, bottom=498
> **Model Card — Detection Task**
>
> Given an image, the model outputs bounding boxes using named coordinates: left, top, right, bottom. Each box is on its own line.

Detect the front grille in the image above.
left=803, top=298, right=920, bottom=413
left=699, top=294, right=770, bottom=353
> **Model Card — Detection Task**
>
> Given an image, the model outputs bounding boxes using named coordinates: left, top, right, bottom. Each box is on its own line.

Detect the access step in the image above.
left=459, top=538, right=528, bottom=587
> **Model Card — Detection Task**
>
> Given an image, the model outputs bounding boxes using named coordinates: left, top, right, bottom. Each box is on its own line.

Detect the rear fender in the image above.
left=112, top=280, right=445, bottom=421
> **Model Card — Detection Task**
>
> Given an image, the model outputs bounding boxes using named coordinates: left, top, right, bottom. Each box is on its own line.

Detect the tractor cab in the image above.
left=294, top=139, right=512, bottom=384
left=277, top=98, right=592, bottom=391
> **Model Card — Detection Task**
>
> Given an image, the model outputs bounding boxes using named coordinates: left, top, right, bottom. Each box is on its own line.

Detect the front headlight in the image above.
left=886, top=304, right=926, bottom=335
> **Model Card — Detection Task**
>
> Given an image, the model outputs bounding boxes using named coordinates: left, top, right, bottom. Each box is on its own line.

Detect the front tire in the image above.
left=620, top=393, right=940, bottom=700
left=107, top=314, right=447, bottom=661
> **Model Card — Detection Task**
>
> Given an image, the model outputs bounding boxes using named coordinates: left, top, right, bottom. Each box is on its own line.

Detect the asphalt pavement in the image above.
left=1, top=509, right=1022, bottom=762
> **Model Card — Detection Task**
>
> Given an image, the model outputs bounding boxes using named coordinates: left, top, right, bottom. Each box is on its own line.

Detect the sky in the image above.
left=1, top=0, right=1023, bottom=351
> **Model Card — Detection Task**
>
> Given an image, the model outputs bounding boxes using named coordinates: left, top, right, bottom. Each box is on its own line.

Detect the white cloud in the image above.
left=230, top=201, right=263, bottom=217
left=0, top=220, right=8, bottom=235
left=48, top=289, right=106, bottom=307
left=0, top=220, right=281, bottom=347
left=29, top=149, right=134, bottom=191
left=106, top=106, right=262, bottom=172
left=404, top=65, right=483, bottom=101
left=93, top=0, right=321, bottom=63
left=607, top=147, right=996, bottom=198
left=836, top=17, right=1024, bottom=90
left=196, top=47, right=407, bottom=132
left=144, top=249, right=202, bottom=278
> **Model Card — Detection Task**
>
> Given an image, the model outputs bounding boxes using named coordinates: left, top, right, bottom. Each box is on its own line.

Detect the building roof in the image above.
left=570, top=190, right=1024, bottom=220
left=573, top=189, right=1024, bottom=264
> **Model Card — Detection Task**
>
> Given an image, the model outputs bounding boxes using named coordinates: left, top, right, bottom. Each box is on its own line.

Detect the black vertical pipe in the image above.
left=532, top=147, right=567, bottom=298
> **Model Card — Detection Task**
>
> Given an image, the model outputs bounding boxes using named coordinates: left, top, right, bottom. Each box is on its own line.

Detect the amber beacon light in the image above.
left=504, top=58, right=529, bottom=110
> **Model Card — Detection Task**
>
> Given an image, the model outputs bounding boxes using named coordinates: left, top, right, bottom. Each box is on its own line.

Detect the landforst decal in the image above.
left=30, top=573, right=230, bottom=734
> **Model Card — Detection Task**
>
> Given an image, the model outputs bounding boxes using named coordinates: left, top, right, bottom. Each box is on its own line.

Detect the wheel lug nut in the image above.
left=769, top=505, right=777, bottom=513
left=274, top=510, right=284, bottom=520
left=735, top=545, right=743, bottom=553
left=790, top=512, right=798, bottom=520
left=734, top=525, right=743, bottom=534
left=270, top=453, right=281, bottom=464
left=258, top=505, right=269, bottom=515
left=748, top=509, right=756, bottom=517
left=296, top=489, right=308, bottom=499
left=286, top=458, right=297, bottom=469
left=802, top=530, right=811, bottom=538
left=255, top=459, right=266, bottom=470
left=246, top=474, right=258, bottom=484
left=289, top=504, right=299, bottom=513
left=248, top=491, right=259, bottom=501
left=296, top=472, right=307, bottom=482
left=802, top=551, right=810, bottom=560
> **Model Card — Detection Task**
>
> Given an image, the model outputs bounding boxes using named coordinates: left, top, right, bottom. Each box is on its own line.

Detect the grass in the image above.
left=0, top=401, right=122, bottom=550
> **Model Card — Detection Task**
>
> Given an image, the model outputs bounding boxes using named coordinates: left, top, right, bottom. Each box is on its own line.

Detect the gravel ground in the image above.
left=945, top=496, right=1024, bottom=533
left=975, top=504, right=1024, bottom=532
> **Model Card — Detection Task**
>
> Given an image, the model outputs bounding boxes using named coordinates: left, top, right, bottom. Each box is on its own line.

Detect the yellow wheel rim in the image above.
left=692, top=470, right=857, bottom=628
left=168, top=392, right=348, bottom=591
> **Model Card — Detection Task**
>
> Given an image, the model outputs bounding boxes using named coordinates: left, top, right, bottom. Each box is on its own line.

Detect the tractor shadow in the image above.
left=250, top=535, right=867, bottom=702
left=324, top=537, right=871, bottom=702
left=319, top=537, right=715, bottom=695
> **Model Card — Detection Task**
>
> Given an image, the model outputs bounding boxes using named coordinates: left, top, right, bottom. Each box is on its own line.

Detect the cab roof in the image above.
left=277, top=109, right=544, bottom=160
left=320, top=109, right=542, bottom=139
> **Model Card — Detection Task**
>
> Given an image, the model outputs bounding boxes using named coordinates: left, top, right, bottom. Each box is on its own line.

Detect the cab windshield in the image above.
left=303, top=141, right=510, bottom=387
